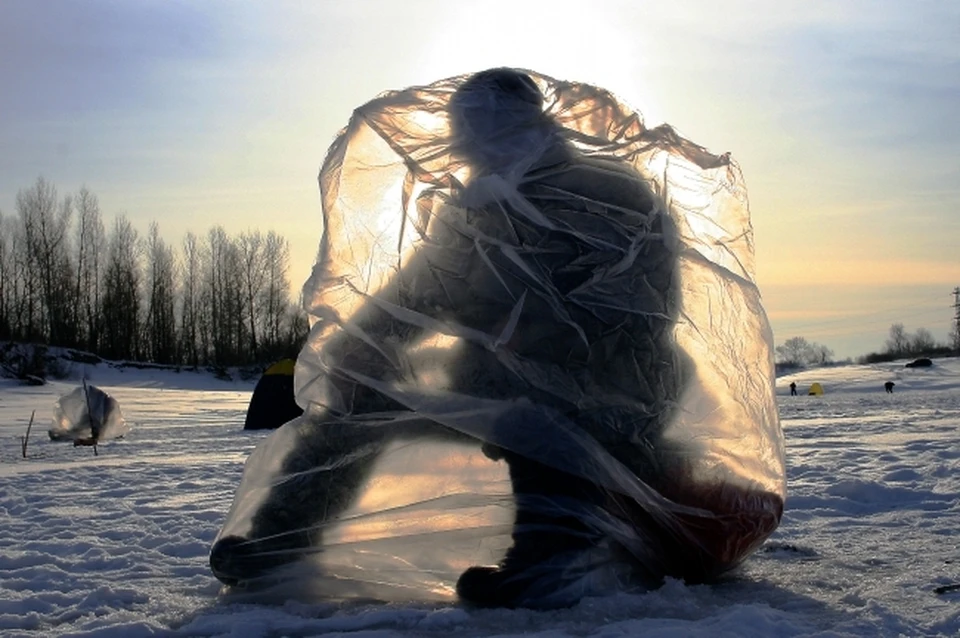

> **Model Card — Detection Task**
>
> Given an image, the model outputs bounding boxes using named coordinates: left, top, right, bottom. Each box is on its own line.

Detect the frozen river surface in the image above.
left=1, top=359, right=959, bottom=637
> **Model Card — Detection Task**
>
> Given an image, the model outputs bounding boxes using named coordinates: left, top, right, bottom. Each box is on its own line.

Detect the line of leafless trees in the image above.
left=0, top=177, right=307, bottom=368
left=858, top=323, right=953, bottom=364
left=774, top=336, right=834, bottom=369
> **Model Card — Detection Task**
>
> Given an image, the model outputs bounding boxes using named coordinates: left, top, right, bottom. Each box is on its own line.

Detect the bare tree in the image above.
left=911, top=327, right=935, bottom=353
left=775, top=336, right=811, bottom=367
left=55, top=193, right=78, bottom=346
left=144, top=223, right=177, bottom=364
left=281, top=299, right=309, bottom=358
left=100, top=216, right=142, bottom=360
left=953, top=287, right=960, bottom=353
left=885, top=323, right=910, bottom=357
left=74, top=187, right=105, bottom=352
left=0, top=211, right=12, bottom=339
left=179, top=232, right=204, bottom=367
left=237, top=230, right=266, bottom=358
left=205, top=226, right=245, bottom=366
left=811, top=343, right=834, bottom=365
left=5, top=214, right=33, bottom=341
left=261, top=231, right=291, bottom=356
left=16, top=177, right=74, bottom=345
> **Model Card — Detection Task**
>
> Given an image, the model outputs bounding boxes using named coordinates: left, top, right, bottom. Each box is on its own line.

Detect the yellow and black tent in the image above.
left=244, top=359, right=304, bottom=430
left=808, top=382, right=824, bottom=396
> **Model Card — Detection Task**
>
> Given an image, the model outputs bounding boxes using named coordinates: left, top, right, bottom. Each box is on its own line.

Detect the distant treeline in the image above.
left=857, top=322, right=956, bottom=364
left=0, top=177, right=308, bottom=370
left=777, top=321, right=957, bottom=373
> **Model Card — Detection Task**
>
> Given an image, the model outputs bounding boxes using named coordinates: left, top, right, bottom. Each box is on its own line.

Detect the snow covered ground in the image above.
left=1, top=357, right=959, bottom=637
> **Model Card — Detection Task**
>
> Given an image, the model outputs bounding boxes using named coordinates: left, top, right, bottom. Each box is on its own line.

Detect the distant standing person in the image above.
left=789, top=382, right=797, bottom=396
left=884, top=381, right=895, bottom=394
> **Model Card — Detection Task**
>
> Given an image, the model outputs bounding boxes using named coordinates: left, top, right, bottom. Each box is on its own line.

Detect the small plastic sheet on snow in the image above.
left=49, top=384, right=129, bottom=442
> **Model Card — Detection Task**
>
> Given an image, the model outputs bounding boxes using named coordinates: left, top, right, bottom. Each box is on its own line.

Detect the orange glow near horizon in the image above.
left=758, top=259, right=960, bottom=288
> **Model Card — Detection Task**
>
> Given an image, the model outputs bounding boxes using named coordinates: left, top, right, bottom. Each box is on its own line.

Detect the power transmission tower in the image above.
left=953, top=287, right=960, bottom=353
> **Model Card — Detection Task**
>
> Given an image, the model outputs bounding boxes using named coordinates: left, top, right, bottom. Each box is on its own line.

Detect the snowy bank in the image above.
left=1, top=359, right=959, bottom=636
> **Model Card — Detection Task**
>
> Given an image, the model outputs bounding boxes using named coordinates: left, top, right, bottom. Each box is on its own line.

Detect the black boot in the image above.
left=209, top=531, right=313, bottom=586
left=457, top=454, right=605, bottom=608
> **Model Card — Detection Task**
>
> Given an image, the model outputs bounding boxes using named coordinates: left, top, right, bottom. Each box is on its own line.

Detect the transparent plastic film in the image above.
left=211, top=68, right=785, bottom=608
left=49, top=384, right=129, bottom=442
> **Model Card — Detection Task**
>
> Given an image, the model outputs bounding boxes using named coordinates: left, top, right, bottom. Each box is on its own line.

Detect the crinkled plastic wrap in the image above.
left=211, top=68, right=785, bottom=608
left=49, top=385, right=129, bottom=442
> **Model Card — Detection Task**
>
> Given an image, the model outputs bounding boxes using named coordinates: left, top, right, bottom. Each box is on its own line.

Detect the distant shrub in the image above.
left=43, top=352, right=72, bottom=380
left=62, top=349, right=103, bottom=365
left=774, top=362, right=801, bottom=376
left=0, top=342, right=52, bottom=383
left=859, top=347, right=953, bottom=365
left=238, top=366, right=263, bottom=382
left=209, top=365, right=233, bottom=381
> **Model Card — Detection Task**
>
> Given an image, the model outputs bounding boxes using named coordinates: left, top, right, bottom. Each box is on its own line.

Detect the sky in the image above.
left=1, top=0, right=958, bottom=360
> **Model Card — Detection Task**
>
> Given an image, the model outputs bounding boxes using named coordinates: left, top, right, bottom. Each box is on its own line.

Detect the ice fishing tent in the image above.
left=808, top=382, right=824, bottom=396
left=49, top=384, right=129, bottom=442
left=211, top=68, right=786, bottom=608
left=243, top=359, right=303, bottom=430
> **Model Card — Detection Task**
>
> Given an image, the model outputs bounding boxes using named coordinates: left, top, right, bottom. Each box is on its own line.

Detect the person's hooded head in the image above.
left=449, top=68, right=560, bottom=174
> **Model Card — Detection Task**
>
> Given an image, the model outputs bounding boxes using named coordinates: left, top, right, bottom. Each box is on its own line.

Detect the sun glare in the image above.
left=412, top=2, right=659, bottom=121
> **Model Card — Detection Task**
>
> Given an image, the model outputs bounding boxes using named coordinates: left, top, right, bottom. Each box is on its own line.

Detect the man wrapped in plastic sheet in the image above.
left=210, top=68, right=786, bottom=608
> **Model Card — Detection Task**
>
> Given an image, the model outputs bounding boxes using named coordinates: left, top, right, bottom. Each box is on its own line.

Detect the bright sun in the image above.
left=413, top=1, right=655, bottom=118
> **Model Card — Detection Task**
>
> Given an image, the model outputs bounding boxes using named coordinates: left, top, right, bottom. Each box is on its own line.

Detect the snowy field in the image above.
left=1, top=358, right=959, bottom=637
